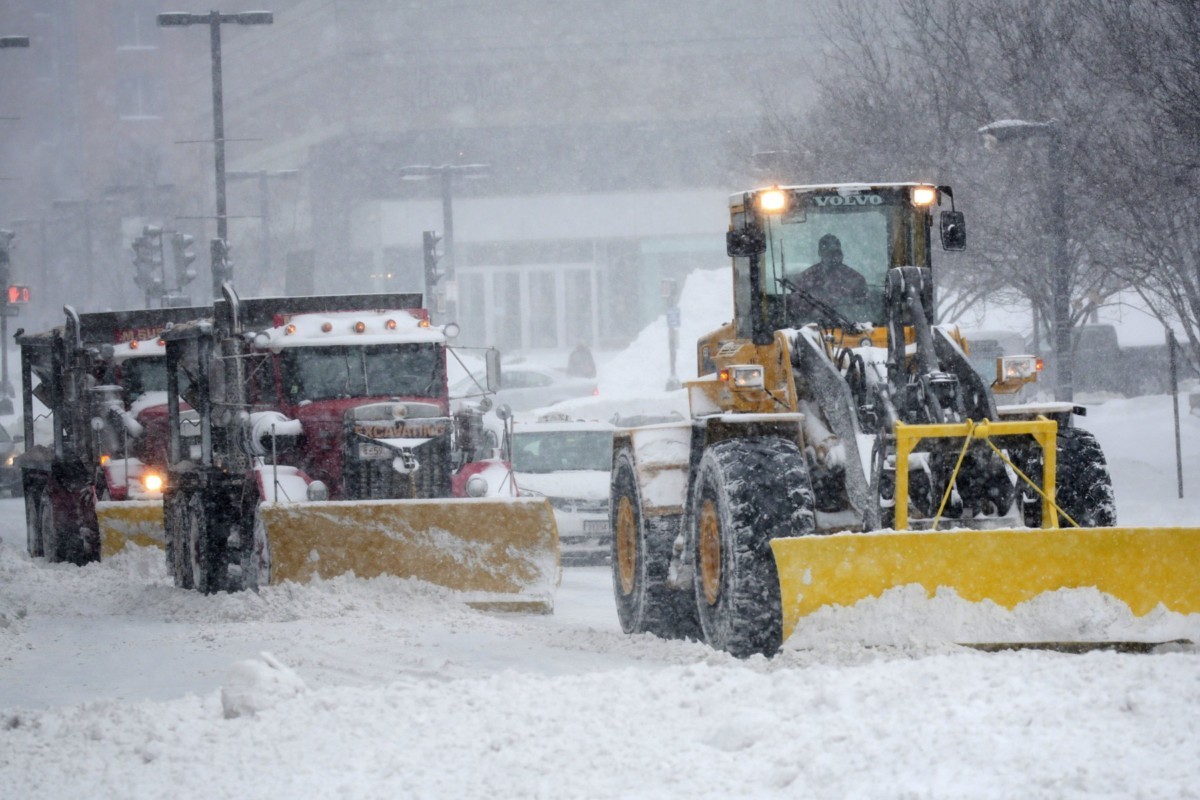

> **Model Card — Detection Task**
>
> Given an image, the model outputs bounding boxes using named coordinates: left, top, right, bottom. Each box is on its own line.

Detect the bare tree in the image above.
left=749, top=0, right=1136, bottom=368
left=1071, top=0, right=1200, bottom=375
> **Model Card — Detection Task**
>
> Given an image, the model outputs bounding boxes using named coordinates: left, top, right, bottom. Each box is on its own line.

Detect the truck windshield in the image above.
left=510, top=430, right=613, bottom=473
left=281, top=344, right=444, bottom=403
left=119, top=356, right=170, bottom=397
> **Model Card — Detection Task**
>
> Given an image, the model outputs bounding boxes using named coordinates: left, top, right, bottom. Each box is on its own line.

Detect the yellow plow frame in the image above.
left=259, top=497, right=560, bottom=613
left=771, top=418, right=1200, bottom=641
left=97, top=500, right=165, bottom=558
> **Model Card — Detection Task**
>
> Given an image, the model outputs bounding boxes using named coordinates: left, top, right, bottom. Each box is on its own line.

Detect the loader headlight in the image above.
left=466, top=475, right=489, bottom=497
left=912, top=186, right=937, bottom=206
left=757, top=188, right=788, bottom=214
left=720, top=364, right=765, bottom=389
left=1000, top=355, right=1039, bottom=380
left=142, top=472, right=164, bottom=493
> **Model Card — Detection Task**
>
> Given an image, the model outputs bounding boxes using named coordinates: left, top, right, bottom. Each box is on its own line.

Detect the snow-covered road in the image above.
left=3, top=380, right=1200, bottom=797
left=7, top=261, right=1200, bottom=796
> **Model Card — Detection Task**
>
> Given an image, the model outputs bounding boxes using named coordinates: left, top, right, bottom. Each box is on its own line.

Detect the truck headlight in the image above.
left=142, top=472, right=164, bottom=493
left=307, top=480, right=329, bottom=501
left=466, top=475, right=489, bottom=497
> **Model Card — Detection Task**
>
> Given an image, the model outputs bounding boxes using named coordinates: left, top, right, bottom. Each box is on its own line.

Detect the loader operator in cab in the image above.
left=788, top=233, right=868, bottom=322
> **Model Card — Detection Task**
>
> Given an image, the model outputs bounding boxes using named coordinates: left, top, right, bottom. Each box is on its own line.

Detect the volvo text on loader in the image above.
left=18, top=305, right=209, bottom=564
left=159, top=287, right=559, bottom=611
left=610, top=183, right=1199, bottom=657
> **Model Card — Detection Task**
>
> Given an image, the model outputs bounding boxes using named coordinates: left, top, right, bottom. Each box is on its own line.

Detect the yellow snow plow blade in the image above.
left=97, top=500, right=165, bottom=557
left=258, top=497, right=560, bottom=613
left=771, top=526, right=1200, bottom=640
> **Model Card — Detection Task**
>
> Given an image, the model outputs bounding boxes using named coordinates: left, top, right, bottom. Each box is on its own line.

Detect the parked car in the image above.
left=507, top=418, right=614, bottom=565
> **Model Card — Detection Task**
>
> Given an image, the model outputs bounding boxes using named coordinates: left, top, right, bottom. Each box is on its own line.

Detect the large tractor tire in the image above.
left=1022, top=427, right=1117, bottom=528
left=610, top=446, right=700, bottom=640
left=37, top=487, right=58, bottom=562
left=689, top=437, right=816, bottom=658
left=227, top=485, right=270, bottom=592
left=165, top=491, right=193, bottom=590
left=184, top=492, right=213, bottom=592
left=24, top=483, right=44, bottom=558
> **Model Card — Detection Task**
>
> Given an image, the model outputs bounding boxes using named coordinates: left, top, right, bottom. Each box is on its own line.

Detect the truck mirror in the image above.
left=726, top=226, right=766, bottom=257
left=940, top=210, right=966, bottom=251
left=485, top=347, right=502, bottom=393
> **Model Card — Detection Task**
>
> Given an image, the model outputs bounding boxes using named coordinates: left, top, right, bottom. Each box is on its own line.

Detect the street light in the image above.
left=158, top=10, right=273, bottom=299
left=978, top=118, right=1073, bottom=401
left=0, top=35, right=29, bottom=413
left=227, top=168, right=298, bottom=275
left=399, top=163, right=490, bottom=322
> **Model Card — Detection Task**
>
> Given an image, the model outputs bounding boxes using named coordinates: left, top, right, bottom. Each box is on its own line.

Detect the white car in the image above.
left=507, top=419, right=614, bottom=565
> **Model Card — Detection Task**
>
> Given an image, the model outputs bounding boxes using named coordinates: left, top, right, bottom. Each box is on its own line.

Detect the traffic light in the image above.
left=6, top=285, right=29, bottom=304
left=0, top=229, right=14, bottom=288
left=131, top=226, right=165, bottom=297
left=171, top=232, right=197, bottom=287
left=211, top=238, right=233, bottom=289
left=423, top=230, right=441, bottom=293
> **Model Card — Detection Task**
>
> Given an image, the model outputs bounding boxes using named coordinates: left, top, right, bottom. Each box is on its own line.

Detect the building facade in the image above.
left=0, top=0, right=826, bottom=348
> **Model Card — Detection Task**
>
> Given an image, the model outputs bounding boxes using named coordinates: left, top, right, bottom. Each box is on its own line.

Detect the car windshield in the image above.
left=280, top=344, right=444, bottom=403
left=510, top=430, right=612, bottom=473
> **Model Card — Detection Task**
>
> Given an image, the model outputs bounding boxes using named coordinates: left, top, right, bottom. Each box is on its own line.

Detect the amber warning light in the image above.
left=6, top=285, right=30, bottom=304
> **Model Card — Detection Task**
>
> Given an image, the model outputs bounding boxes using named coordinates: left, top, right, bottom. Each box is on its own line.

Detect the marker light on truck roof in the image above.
left=386, top=318, right=398, bottom=330
left=285, top=323, right=297, bottom=335
left=128, top=340, right=138, bottom=350
left=757, top=188, right=788, bottom=213
left=354, top=321, right=366, bottom=333
left=912, top=186, right=937, bottom=205
left=321, top=322, right=333, bottom=332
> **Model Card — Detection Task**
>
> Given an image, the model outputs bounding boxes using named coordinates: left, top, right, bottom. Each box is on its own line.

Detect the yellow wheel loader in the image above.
left=158, top=286, right=558, bottom=612
left=611, top=183, right=1199, bottom=657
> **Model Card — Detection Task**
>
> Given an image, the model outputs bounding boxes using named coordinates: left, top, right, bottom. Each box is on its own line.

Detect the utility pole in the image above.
left=158, top=11, right=273, bottom=298
left=0, top=35, right=29, bottom=412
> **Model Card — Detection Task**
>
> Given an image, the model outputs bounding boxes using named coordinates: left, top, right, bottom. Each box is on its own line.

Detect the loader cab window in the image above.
left=749, top=190, right=930, bottom=330
left=281, top=344, right=445, bottom=404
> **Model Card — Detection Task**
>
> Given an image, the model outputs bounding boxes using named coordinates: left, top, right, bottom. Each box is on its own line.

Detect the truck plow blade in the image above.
left=97, top=500, right=165, bottom=557
left=259, top=497, right=560, bottom=613
left=771, top=526, right=1200, bottom=643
